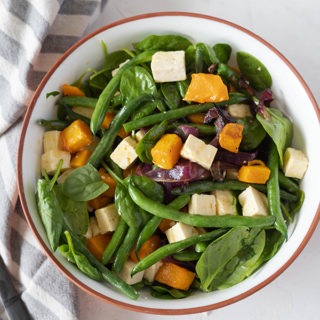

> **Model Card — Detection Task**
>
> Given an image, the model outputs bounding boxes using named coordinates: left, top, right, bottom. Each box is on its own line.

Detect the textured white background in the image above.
left=80, top=1, right=320, bottom=319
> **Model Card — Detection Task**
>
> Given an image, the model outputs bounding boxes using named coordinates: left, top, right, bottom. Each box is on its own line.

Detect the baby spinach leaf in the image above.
left=60, top=231, right=102, bottom=281
left=235, top=117, right=267, bottom=151
left=213, top=43, right=232, bottom=64
left=61, top=164, right=108, bottom=201
left=36, top=179, right=64, bottom=251
left=150, top=285, right=192, bottom=299
left=133, top=34, right=192, bottom=52
left=114, top=182, right=143, bottom=228
left=196, top=226, right=260, bottom=291
left=218, top=229, right=266, bottom=289
left=130, top=175, right=165, bottom=203
left=256, top=107, right=293, bottom=166
left=237, top=51, right=272, bottom=91
left=160, top=83, right=181, bottom=110
left=120, top=66, right=157, bottom=105
left=54, top=185, right=89, bottom=235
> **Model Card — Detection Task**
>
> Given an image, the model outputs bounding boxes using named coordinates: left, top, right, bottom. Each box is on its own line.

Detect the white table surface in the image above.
left=79, top=1, right=320, bottom=319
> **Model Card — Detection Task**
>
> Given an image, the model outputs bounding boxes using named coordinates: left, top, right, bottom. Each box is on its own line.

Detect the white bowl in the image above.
left=18, top=12, right=320, bottom=314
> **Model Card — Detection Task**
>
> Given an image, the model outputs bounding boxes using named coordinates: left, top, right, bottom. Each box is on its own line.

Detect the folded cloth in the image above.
left=0, top=1, right=106, bottom=319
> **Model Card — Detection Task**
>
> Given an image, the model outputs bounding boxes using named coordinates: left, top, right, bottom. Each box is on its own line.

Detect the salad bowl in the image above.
left=17, top=12, right=320, bottom=314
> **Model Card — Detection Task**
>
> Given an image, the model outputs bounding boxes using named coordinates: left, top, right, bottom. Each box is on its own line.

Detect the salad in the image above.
left=36, top=34, right=308, bottom=300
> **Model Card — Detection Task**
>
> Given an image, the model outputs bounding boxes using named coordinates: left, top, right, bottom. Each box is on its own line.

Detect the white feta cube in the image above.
left=188, top=193, right=216, bottom=215
left=41, top=150, right=71, bottom=175
left=95, top=204, right=120, bottom=234
left=118, top=260, right=144, bottom=285
left=180, top=134, right=217, bottom=170
left=212, top=190, right=238, bottom=215
left=282, top=147, right=309, bottom=179
left=43, top=130, right=63, bottom=152
left=151, top=51, right=187, bottom=83
left=227, top=104, right=252, bottom=118
left=110, top=136, right=138, bottom=170
left=89, top=217, right=101, bottom=237
left=144, top=261, right=163, bottom=282
left=134, top=130, right=145, bottom=142
left=238, top=186, right=268, bottom=217
left=165, top=222, right=197, bottom=243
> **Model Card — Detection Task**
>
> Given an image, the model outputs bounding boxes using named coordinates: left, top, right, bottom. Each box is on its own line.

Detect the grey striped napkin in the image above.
left=0, top=1, right=106, bottom=319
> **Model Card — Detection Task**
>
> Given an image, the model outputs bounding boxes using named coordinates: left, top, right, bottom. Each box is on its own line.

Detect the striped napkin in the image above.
left=0, top=1, right=106, bottom=319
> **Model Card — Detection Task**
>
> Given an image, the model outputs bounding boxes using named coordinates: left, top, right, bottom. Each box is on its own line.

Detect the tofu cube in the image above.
left=227, top=104, right=252, bottom=118
left=110, top=136, right=138, bottom=170
left=144, top=261, right=163, bottom=282
left=134, top=130, right=145, bottom=142
left=43, top=130, right=63, bottom=152
left=151, top=51, right=187, bottom=83
left=188, top=193, right=217, bottom=215
left=41, top=150, right=71, bottom=175
left=238, top=186, right=268, bottom=217
left=180, top=134, right=217, bottom=170
left=212, top=190, right=238, bottom=215
left=282, top=147, right=309, bottom=179
left=95, top=204, right=119, bottom=234
left=89, top=216, right=101, bottom=237
left=165, top=222, right=197, bottom=243
left=118, top=260, right=144, bottom=285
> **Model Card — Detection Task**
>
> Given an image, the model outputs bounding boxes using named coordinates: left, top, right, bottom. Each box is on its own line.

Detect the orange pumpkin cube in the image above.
left=70, top=149, right=92, bottom=168
left=219, top=123, right=244, bottom=153
left=99, top=168, right=117, bottom=198
left=183, top=73, right=229, bottom=103
left=87, top=233, right=112, bottom=261
left=61, top=119, right=94, bottom=153
left=88, top=193, right=113, bottom=210
left=130, top=234, right=162, bottom=263
left=151, top=134, right=183, bottom=170
left=187, top=113, right=206, bottom=124
left=238, top=160, right=271, bottom=184
left=155, top=262, right=195, bottom=291
left=61, top=84, right=85, bottom=96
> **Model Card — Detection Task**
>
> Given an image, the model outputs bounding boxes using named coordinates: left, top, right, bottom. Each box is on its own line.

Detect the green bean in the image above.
left=112, top=226, right=140, bottom=273
left=67, top=228, right=139, bottom=300
left=267, top=143, right=287, bottom=238
left=195, top=241, right=210, bottom=253
left=135, top=194, right=191, bottom=252
left=90, top=50, right=155, bottom=133
left=173, top=250, right=201, bottom=261
left=128, top=184, right=275, bottom=228
left=278, top=171, right=300, bottom=193
left=171, top=123, right=217, bottom=136
left=171, top=180, right=297, bottom=201
left=59, top=96, right=98, bottom=108
left=101, top=218, right=128, bottom=265
left=88, top=94, right=153, bottom=167
left=132, top=229, right=226, bottom=275
left=37, top=119, right=68, bottom=130
left=123, top=92, right=248, bottom=132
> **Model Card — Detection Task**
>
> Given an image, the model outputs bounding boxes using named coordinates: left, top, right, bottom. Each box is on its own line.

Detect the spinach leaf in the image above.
left=195, top=43, right=218, bottom=72
left=133, top=34, right=192, bottom=52
left=237, top=51, right=272, bottom=91
left=120, top=66, right=157, bottom=105
left=61, top=164, right=108, bottom=201
left=150, top=285, right=192, bottom=299
left=213, top=43, right=232, bottom=64
left=136, top=120, right=169, bottom=163
left=235, top=117, right=267, bottom=151
left=114, top=182, right=143, bottom=228
left=218, top=229, right=266, bottom=289
left=59, top=231, right=102, bottom=281
left=256, top=107, right=293, bottom=166
left=160, top=83, right=181, bottom=110
left=36, top=179, right=64, bottom=251
left=196, top=226, right=262, bottom=292
left=54, top=185, right=89, bottom=235
left=130, top=175, right=165, bottom=203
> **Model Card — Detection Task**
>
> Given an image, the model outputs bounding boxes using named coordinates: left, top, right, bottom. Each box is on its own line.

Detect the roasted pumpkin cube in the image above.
left=61, top=119, right=94, bottom=153
left=219, top=123, right=244, bottom=153
left=151, top=134, right=183, bottom=169
left=70, top=149, right=92, bottom=168
left=61, top=84, right=85, bottom=96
